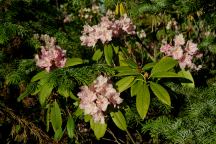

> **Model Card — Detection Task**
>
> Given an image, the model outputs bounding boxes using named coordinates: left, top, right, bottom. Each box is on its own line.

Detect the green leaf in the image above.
left=131, top=80, right=143, bottom=97
left=92, top=49, right=103, bottom=61
left=150, top=82, right=171, bottom=106
left=31, top=71, right=48, bottom=82
left=54, top=128, right=63, bottom=141
left=51, top=101, right=62, bottom=132
left=104, top=44, right=113, bottom=66
left=136, top=83, right=150, bottom=119
left=17, top=83, right=37, bottom=102
left=142, top=62, right=156, bottom=70
left=114, top=66, right=133, bottom=72
left=65, top=58, right=83, bottom=67
left=115, top=71, right=138, bottom=76
left=57, top=86, right=78, bottom=100
left=67, top=115, right=75, bottom=139
left=39, top=83, right=54, bottom=105
left=113, top=45, right=119, bottom=54
left=151, top=72, right=181, bottom=78
left=110, top=111, right=127, bottom=131
left=84, top=114, right=92, bottom=122
left=46, top=104, right=50, bottom=132
left=178, top=70, right=195, bottom=88
left=116, top=76, right=135, bottom=92
left=74, top=107, right=83, bottom=117
left=90, top=119, right=107, bottom=140
left=125, top=59, right=137, bottom=68
left=151, top=57, right=178, bottom=74
left=118, top=52, right=128, bottom=66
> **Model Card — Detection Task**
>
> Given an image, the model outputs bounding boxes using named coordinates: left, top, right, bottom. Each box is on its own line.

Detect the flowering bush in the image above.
left=1, top=0, right=216, bottom=144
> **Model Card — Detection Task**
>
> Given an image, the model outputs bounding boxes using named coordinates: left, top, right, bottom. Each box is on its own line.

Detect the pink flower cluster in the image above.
left=160, top=34, right=202, bottom=70
left=77, top=75, right=123, bottom=124
left=34, top=34, right=67, bottom=72
left=80, top=14, right=136, bottom=47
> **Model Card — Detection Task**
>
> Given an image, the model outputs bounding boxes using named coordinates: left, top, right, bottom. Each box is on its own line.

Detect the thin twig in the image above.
left=126, top=129, right=136, bottom=144
left=0, top=104, right=58, bottom=144
left=107, top=128, right=122, bottom=144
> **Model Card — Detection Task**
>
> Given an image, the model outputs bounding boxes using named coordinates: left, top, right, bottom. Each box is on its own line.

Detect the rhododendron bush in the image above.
left=0, top=0, right=216, bottom=143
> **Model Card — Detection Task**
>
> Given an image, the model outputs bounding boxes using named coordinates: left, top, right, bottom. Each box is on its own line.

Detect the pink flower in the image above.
left=160, top=34, right=202, bottom=70
left=77, top=86, right=97, bottom=102
left=120, top=14, right=136, bottom=35
left=78, top=75, right=123, bottom=124
left=160, top=44, right=173, bottom=56
left=35, top=47, right=66, bottom=72
left=185, top=40, right=198, bottom=55
left=171, top=46, right=183, bottom=60
left=34, top=35, right=67, bottom=72
left=92, top=112, right=105, bottom=124
left=179, top=54, right=193, bottom=69
left=80, top=14, right=136, bottom=47
left=96, top=95, right=110, bottom=111
left=174, top=34, right=185, bottom=46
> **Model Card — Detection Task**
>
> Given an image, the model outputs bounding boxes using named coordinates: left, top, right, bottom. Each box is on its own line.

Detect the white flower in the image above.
left=174, top=34, right=185, bottom=46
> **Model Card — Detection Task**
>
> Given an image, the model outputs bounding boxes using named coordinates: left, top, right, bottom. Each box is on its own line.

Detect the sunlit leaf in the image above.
left=90, top=119, right=107, bottom=140
left=150, top=82, right=171, bottom=106
left=104, top=45, right=113, bottom=66
left=65, top=58, right=83, bottom=67
left=151, top=57, right=178, bottom=74
left=39, top=83, right=53, bottom=105
left=116, top=76, right=135, bottom=92
left=92, top=49, right=103, bottom=61
left=178, top=70, right=195, bottom=88
left=51, top=100, right=62, bottom=132
left=110, top=111, right=127, bottom=131
left=67, top=115, right=75, bottom=139
left=31, top=71, right=48, bottom=82
left=136, top=83, right=150, bottom=119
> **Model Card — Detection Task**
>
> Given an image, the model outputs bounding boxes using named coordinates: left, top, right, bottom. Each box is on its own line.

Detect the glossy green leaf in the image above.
left=65, top=58, right=83, bottom=67
left=113, top=45, right=119, bottom=54
left=151, top=57, right=178, bottom=74
left=116, top=76, right=135, bottom=92
left=39, top=83, right=53, bottom=105
left=114, top=66, right=133, bottom=72
left=31, top=71, right=48, bottom=82
left=67, top=115, right=75, bottom=139
left=150, top=82, right=171, bottom=106
left=115, top=71, right=138, bottom=76
left=178, top=70, right=195, bottom=88
left=92, top=49, right=103, bottom=61
left=54, top=128, right=63, bottom=141
left=90, top=119, right=107, bottom=140
left=84, top=114, right=92, bottom=122
left=110, top=111, right=127, bottom=131
left=118, top=52, right=128, bottom=66
left=104, top=44, right=113, bottom=66
left=46, top=104, right=50, bottom=132
left=125, top=59, right=137, bottom=68
left=57, top=86, right=78, bottom=100
left=74, top=107, right=83, bottom=117
left=136, top=83, right=150, bottom=119
left=131, top=80, right=143, bottom=97
left=151, top=72, right=181, bottom=78
left=51, top=101, right=62, bottom=132
left=142, top=62, right=156, bottom=70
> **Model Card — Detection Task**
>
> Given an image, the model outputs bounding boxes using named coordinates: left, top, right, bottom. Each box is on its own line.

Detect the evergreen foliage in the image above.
left=0, top=0, right=215, bottom=143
